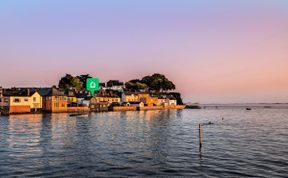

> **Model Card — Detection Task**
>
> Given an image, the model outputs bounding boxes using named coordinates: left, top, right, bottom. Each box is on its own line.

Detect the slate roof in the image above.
left=34, top=87, right=65, bottom=97
left=2, top=88, right=38, bottom=97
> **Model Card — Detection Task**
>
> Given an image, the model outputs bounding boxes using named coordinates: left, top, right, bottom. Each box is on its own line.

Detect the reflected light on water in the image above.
left=0, top=109, right=287, bottom=177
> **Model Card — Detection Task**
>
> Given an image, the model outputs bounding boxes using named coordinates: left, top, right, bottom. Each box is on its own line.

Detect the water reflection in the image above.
left=0, top=109, right=287, bottom=177
left=8, top=114, right=43, bottom=156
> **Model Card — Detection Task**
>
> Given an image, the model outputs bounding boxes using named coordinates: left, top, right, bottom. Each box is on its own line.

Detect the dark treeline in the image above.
left=125, top=73, right=175, bottom=92
left=58, top=74, right=92, bottom=92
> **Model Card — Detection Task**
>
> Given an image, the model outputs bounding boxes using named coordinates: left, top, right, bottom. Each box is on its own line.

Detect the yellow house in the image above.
left=39, top=87, right=68, bottom=113
left=92, top=90, right=121, bottom=104
left=68, top=96, right=77, bottom=104
left=122, top=92, right=140, bottom=102
left=28, top=92, right=43, bottom=111
left=92, top=95, right=121, bottom=104
left=44, top=95, right=68, bottom=112
left=66, top=90, right=77, bottom=105
left=0, top=91, right=42, bottom=114
left=122, top=92, right=159, bottom=106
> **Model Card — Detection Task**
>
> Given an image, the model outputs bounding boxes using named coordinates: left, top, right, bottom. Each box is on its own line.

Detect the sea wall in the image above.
left=139, top=106, right=164, bottom=111
left=164, top=105, right=186, bottom=110
left=2, top=105, right=185, bottom=115
left=112, top=106, right=137, bottom=111
left=67, top=107, right=90, bottom=113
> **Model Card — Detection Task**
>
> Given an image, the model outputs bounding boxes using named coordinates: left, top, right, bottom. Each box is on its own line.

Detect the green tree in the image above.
left=125, top=79, right=148, bottom=91
left=141, top=73, right=176, bottom=92
left=77, top=74, right=92, bottom=89
left=58, top=74, right=84, bottom=91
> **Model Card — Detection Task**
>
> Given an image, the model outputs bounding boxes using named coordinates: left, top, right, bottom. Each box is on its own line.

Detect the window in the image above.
left=54, top=103, right=59, bottom=107
left=24, top=98, right=28, bottom=102
left=0, top=98, right=1, bottom=102
left=61, top=103, right=65, bottom=107
left=4, top=98, right=9, bottom=102
left=33, top=97, right=36, bottom=102
left=14, top=98, right=20, bottom=103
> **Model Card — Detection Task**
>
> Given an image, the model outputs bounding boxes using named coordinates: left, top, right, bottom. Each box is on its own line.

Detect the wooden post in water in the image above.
left=199, top=124, right=202, bottom=151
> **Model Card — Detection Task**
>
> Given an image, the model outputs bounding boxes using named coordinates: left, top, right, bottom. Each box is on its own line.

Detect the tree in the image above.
left=141, top=73, right=176, bottom=92
left=77, top=74, right=92, bottom=89
left=125, top=79, right=148, bottom=91
left=141, top=75, right=154, bottom=85
left=163, top=80, right=175, bottom=91
left=58, top=74, right=84, bottom=91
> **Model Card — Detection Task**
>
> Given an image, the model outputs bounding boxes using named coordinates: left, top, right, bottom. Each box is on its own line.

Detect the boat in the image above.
left=246, top=108, right=252, bottom=110
left=69, top=113, right=88, bottom=117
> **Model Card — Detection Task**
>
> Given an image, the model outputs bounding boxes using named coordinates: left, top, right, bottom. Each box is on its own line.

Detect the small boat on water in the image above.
left=246, top=108, right=252, bottom=110
left=69, top=113, right=88, bottom=117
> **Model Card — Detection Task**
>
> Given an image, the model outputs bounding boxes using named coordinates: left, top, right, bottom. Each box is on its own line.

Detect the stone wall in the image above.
left=112, top=106, right=137, bottom=111
left=139, top=106, right=164, bottom=111
left=67, top=107, right=90, bottom=113
left=164, top=105, right=186, bottom=110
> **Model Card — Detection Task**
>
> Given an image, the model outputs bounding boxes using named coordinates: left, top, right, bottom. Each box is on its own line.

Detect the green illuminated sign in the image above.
left=86, top=78, right=100, bottom=95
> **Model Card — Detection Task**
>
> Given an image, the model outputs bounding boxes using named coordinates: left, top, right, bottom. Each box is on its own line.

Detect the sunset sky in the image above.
left=0, top=0, right=287, bottom=103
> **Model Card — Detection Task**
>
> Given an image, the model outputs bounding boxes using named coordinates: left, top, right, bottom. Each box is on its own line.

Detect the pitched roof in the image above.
left=2, top=88, right=38, bottom=97
left=36, top=88, right=65, bottom=97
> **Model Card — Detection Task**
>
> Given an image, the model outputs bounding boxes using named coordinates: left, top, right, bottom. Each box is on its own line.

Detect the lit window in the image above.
left=14, top=98, right=20, bottom=103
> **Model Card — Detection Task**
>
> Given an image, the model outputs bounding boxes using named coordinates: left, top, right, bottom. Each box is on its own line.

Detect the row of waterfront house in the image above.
left=0, top=81, right=184, bottom=115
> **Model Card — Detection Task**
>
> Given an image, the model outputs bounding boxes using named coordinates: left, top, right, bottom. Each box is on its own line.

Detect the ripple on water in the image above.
left=0, top=109, right=288, bottom=177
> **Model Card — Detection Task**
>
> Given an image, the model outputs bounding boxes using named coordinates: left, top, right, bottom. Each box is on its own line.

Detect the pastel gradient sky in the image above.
left=0, top=0, right=288, bottom=103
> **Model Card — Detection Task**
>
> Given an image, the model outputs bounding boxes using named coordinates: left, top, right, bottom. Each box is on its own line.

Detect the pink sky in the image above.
left=0, top=1, right=287, bottom=103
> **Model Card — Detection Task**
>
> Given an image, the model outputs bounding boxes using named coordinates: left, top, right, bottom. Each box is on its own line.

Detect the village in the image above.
left=0, top=78, right=186, bottom=115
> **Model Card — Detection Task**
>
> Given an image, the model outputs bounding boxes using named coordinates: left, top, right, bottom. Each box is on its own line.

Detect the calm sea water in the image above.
left=0, top=109, right=287, bottom=177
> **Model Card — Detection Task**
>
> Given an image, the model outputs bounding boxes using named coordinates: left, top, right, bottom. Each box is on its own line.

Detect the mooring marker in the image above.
left=199, top=124, right=202, bottom=152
